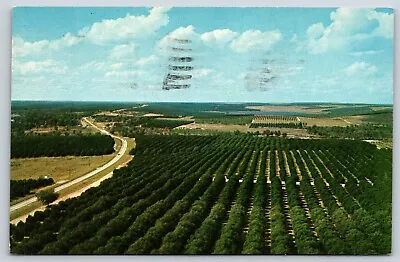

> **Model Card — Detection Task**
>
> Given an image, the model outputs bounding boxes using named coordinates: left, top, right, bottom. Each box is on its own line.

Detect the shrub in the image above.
left=36, top=189, right=59, bottom=205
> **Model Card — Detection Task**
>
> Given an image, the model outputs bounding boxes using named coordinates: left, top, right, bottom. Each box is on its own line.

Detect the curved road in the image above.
left=10, top=117, right=128, bottom=213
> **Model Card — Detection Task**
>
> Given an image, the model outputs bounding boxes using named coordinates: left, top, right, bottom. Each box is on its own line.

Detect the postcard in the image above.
left=10, top=7, right=393, bottom=255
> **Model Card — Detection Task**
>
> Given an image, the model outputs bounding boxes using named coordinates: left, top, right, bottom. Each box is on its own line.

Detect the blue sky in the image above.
left=11, top=7, right=393, bottom=103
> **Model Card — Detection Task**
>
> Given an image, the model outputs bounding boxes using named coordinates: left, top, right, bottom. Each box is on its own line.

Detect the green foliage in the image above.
left=110, top=117, right=194, bottom=136
left=11, top=133, right=114, bottom=158
left=250, top=122, right=303, bottom=129
left=11, top=110, right=81, bottom=135
left=195, top=115, right=252, bottom=125
left=323, top=106, right=392, bottom=117
left=10, top=134, right=392, bottom=255
left=307, top=124, right=392, bottom=139
left=11, top=178, right=54, bottom=200
left=36, top=189, right=59, bottom=205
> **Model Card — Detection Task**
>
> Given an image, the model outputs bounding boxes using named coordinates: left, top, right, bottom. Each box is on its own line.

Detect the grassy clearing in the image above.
left=10, top=137, right=122, bottom=205
left=10, top=136, right=121, bottom=182
left=299, top=117, right=350, bottom=127
left=10, top=155, right=115, bottom=182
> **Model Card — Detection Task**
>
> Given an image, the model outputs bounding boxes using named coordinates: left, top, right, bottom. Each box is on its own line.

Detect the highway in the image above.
left=10, top=117, right=128, bottom=213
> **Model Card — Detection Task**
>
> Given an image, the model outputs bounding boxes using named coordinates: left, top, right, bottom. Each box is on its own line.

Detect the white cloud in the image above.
left=157, top=25, right=200, bottom=50
left=369, top=10, right=393, bottom=39
left=48, top=33, right=81, bottom=50
left=192, top=68, right=215, bottom=78
left=12, top=37, right=48, bottom=58
left=104, top=70, right=145, bottom=78
left=82, top=7, right=171, bottom=45
left=158, top=27, right=282, bottom=54
left=109, top=43, right=138, bottom=60
left=12, top=7, right=170, bottom=58
left=303, top=8, right=393, bottom=54
left=306, top=23, right=324, bottom=39
left=135, top=55, right=159, bottom=66
left=350, top=50, right=383, bottom=56
left=346, top=61, right=378, bottom=75
left=230, top=30, right=282, bottom=53
left=12, top=34, right=82, bottom=58
left=201, top=29, right=238, bottom=48
left=80, top=61, right=107, bottom=71
left=79, top=61, right=125, bottom=72
left=13, top=59, right=68, bottom=75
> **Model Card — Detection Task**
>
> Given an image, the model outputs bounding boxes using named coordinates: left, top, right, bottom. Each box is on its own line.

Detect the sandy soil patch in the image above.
left=341, top=115, right=369, bottom=125
left=157, top=116, right=194, bottom=121
left=370, top=106, right=392, bottom=111
left=143, top=113, right=164, bottom=117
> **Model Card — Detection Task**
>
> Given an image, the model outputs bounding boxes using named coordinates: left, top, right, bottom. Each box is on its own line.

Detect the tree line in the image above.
left=11, top=110, right=82, bottom=135
left=11, top=178, right=55, bottom=200
left=250, top=122, right=304, bottom=129
left=11, top=133, right=115, bottom=158
left=307, top=124, right=392, bottom=139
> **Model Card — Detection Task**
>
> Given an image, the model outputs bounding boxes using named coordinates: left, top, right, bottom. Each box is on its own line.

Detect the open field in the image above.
left=342, top=113, right=393, bottom=125
left=11, top=155, right=115, bottom=182
left=298, top=117, right=350, bottom=127
left=10, top=134, right=391, bottom=255
left=10, top=135, right=122, bottom=182
left=370, top=106, right=392, bottom=111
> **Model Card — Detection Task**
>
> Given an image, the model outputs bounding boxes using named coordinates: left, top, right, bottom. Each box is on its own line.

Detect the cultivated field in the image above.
left=10, top=134, right=392, bottom=255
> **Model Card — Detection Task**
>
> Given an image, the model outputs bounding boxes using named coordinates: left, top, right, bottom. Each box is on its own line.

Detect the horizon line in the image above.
left=10, top=100, right=394, bottom=106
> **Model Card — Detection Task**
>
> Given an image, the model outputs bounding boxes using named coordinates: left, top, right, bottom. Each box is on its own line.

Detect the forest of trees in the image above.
left=194, top=115, right=252, bottom=125
left=307, top=124, right=392, bottom=139
left=110, top=117, right=194, bottom=137
left=11, top=178, right=55, bottom=200
left=11, top=110, right=82, bottom=135
left=11, top=133, right=115, bottom=158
